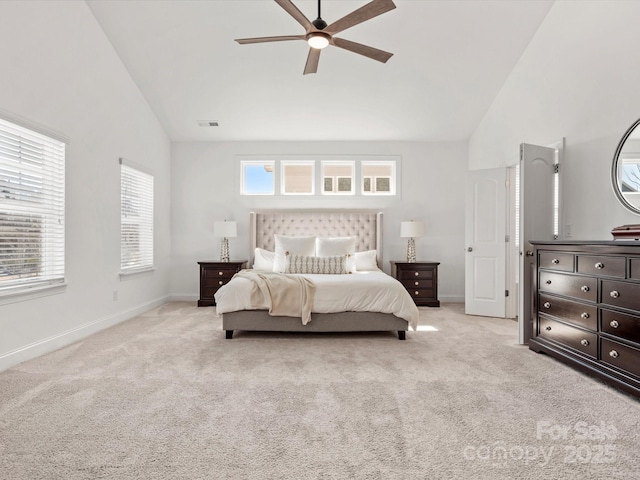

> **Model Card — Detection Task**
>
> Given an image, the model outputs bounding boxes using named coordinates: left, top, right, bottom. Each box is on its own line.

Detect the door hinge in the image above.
left=505, top=290, right=510, bottom=297
left=553, top=163, right=559, bottom=173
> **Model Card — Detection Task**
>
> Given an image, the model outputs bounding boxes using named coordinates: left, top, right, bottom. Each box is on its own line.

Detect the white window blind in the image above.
left=0, top=117, right=66, bottom=293
left=120, top=159, right=153, bottom=273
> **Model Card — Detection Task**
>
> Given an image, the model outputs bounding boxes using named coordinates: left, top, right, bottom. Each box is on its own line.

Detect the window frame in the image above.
left=0, top=115, right=67, bottom=297
left=321, top=161, right=355, bottom=195
left=120, top=158, right=154, bottom=276
left=280, top=160, right=315, bottom=195
left=361, top=161, right=396, bottom=195
left=240, top=160, right=275, bottom=196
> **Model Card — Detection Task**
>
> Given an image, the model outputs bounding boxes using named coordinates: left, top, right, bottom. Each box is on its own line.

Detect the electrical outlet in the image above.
left=113, top=290, right=119, bottom=301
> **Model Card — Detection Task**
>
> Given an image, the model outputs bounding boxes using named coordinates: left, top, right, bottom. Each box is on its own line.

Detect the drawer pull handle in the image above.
left=414, top=291, right=419, bottom=296
left=415, top=272, right=419, bottom=277
left=610, top=290, right=620, bottom=299
left=580, top=312, right=590, bottom=319
left=218, top=280, right=224, bottom=286
left=545, top=326, right=552, bottom=331
left=609, top=350, right=619, bottom=359
left=415, top=281, right=419, bottom=286
left=595, top=262, right=604, bottom=269
left=581, top=339, right=589, bottom=347
left=581, top=285, right=589, bottom=292
left=546, top=280, right=552, bottom=285
left=543, top=302, right=551, bottom=309
left=552, top=258, right=559, bottom=265
left=218, top=271, right=224, bottom=276
left=610, top=320, right=619, bottom=328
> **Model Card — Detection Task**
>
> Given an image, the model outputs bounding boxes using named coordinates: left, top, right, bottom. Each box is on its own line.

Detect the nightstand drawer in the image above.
left=401, top=278, right=434, bottom=289
left=397, top=268, right=434, bottom=280
left=203, top=268, right=237, bottom=279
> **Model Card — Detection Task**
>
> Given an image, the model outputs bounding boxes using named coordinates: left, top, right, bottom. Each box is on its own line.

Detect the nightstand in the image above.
left=390, top=261, right=440, bottom=307
left=197, top=261, right=246, bottom=307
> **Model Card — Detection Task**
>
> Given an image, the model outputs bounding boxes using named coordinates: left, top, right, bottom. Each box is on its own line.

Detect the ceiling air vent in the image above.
left=198, top=120, right=219, bottom=127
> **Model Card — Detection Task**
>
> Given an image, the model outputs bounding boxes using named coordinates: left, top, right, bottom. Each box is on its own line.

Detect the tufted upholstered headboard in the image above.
left=249, top=211, right=383, bottom=268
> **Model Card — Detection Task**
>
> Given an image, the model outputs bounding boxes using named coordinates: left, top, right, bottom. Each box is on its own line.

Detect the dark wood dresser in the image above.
left=390, top=261, right=440, bottom=307
left=197, top=261, right=246, bottom=307
left=529, top=241, right=640, bottom=397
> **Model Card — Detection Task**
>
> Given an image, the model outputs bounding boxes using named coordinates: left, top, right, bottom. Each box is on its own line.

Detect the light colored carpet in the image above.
left=0, top=302, right=639, bottom=479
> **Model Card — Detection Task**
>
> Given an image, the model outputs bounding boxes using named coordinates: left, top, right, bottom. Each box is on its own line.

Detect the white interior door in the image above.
left=518, top=143, right=558, bottom=344
left=465, top=168, right=506, bottom=318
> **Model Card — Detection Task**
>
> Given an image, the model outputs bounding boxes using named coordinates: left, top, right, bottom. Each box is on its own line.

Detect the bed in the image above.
left=215, top=211, right=419, bottom=340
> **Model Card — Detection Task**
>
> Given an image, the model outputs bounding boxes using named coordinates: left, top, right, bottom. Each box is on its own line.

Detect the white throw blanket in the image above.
left=232, top=270, right=316, bottom=325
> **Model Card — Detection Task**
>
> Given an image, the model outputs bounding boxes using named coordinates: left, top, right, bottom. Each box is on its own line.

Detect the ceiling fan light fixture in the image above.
left=307, top=32, right=330, bottom=49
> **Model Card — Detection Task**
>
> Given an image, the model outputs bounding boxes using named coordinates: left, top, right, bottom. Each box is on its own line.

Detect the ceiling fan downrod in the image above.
left=312, top=0, right=327, bottom=30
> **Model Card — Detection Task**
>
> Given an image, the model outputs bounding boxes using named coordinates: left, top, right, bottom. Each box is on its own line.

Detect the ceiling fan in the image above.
left=235, top=0, right=396, bottom=75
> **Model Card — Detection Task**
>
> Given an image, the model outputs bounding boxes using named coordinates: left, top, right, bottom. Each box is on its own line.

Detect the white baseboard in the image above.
left=439, top=295, right=464, bottom=303
left=0, top=295, right=170, bottom=372
left=169, top=294, right=199, bottom=303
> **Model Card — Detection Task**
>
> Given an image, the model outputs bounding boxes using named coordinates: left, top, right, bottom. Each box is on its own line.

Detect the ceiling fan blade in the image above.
left=235, top=35, right=305, bottom=44
left=303, top=48, right=321, bottom=75
left=325, top=0, right=396, bottom=35
left=275, top=0, right=313, bottom=31
left=331, top=37, right=393, bottom=63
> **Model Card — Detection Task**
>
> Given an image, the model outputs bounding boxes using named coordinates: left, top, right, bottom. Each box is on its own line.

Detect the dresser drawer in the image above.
left=538, top=315, right=597, bottom=359
left=600, top=338, right=640, bottom=378
left=538, top=293, right=597, bottom=330
left=601, top=279, right=640, bottom=311
left=577, top=255, right=626, bottom=278
left=601, top=308, right=640, bottom=345
left=539, top=252, right=574, bottom=272
left=630, top=257, right=640, bottom=280
left=538, top=271, right=597, bottom=302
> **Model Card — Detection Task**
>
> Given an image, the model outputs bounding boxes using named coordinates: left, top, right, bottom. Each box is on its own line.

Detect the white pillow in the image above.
left=355, top=250, right=379, bottom=271
left=253, top=248, right=275, bottom=271
left=316, top=236, right=356, bottom=272
left=273, top=235, right=316, bottom=273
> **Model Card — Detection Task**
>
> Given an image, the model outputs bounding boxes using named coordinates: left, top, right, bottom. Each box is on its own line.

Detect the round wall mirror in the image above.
left=612, top=117, right=640, bottom=215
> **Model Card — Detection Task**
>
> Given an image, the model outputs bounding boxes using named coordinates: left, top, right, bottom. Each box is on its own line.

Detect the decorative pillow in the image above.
left=253, top=248, right=275, bottom=271
left=354, top=250, right=379, bottom=271
left=316, top=236, right=356, bottom=272
left=273, top=235, right=316, bottom=273
left=285, top=254, right=348, bottom=275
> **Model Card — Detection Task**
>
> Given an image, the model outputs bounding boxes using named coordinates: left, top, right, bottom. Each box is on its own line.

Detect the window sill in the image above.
left=0, top=281, right=67, bottom=306
left=119, top=267, right=155, bottom=280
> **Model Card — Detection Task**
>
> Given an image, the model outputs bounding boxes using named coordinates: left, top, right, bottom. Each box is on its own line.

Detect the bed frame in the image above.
left=222, top=210, right=409, bottom=340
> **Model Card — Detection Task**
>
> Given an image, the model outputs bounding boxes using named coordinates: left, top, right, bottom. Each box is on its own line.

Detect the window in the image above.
left=282, top=161, right=314, bottom=195
left=0, top=117, right=66, bottom=294
left=322, top=161, right=354, bottom=195
left=241, top=161, right=274, bottom=195
left=120, top=158, right=153, bottom=273
left=362, top=161, right=395, bottom=195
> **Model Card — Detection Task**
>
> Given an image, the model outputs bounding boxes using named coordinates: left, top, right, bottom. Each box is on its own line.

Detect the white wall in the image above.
left=0, top=1, right=171, bottom=370
left=470, top=0, right=640, bottom=239
left=171, top=141, right=467, bottom=303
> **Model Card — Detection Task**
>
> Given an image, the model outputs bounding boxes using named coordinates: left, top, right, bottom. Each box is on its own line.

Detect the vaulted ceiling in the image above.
left=87, top=0, right=554, bottom=142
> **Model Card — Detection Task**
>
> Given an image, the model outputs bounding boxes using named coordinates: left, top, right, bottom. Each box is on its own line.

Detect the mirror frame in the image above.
left=612, top=117, right=640, bottom=215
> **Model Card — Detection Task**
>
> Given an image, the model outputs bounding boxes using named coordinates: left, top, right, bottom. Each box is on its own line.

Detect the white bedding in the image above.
left=215, top=270, right=419, bottom=330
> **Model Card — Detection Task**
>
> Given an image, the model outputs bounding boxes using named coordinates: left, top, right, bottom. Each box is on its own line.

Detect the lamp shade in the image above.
left=214, top=221, right=237, bottom=238
left=400, top=220, right=425, bottom=238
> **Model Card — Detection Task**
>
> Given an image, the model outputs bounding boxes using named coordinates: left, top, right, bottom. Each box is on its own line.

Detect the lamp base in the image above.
left=220, top=237, right=230, bottom=262
left=406, top=237, right=416, bottom=263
